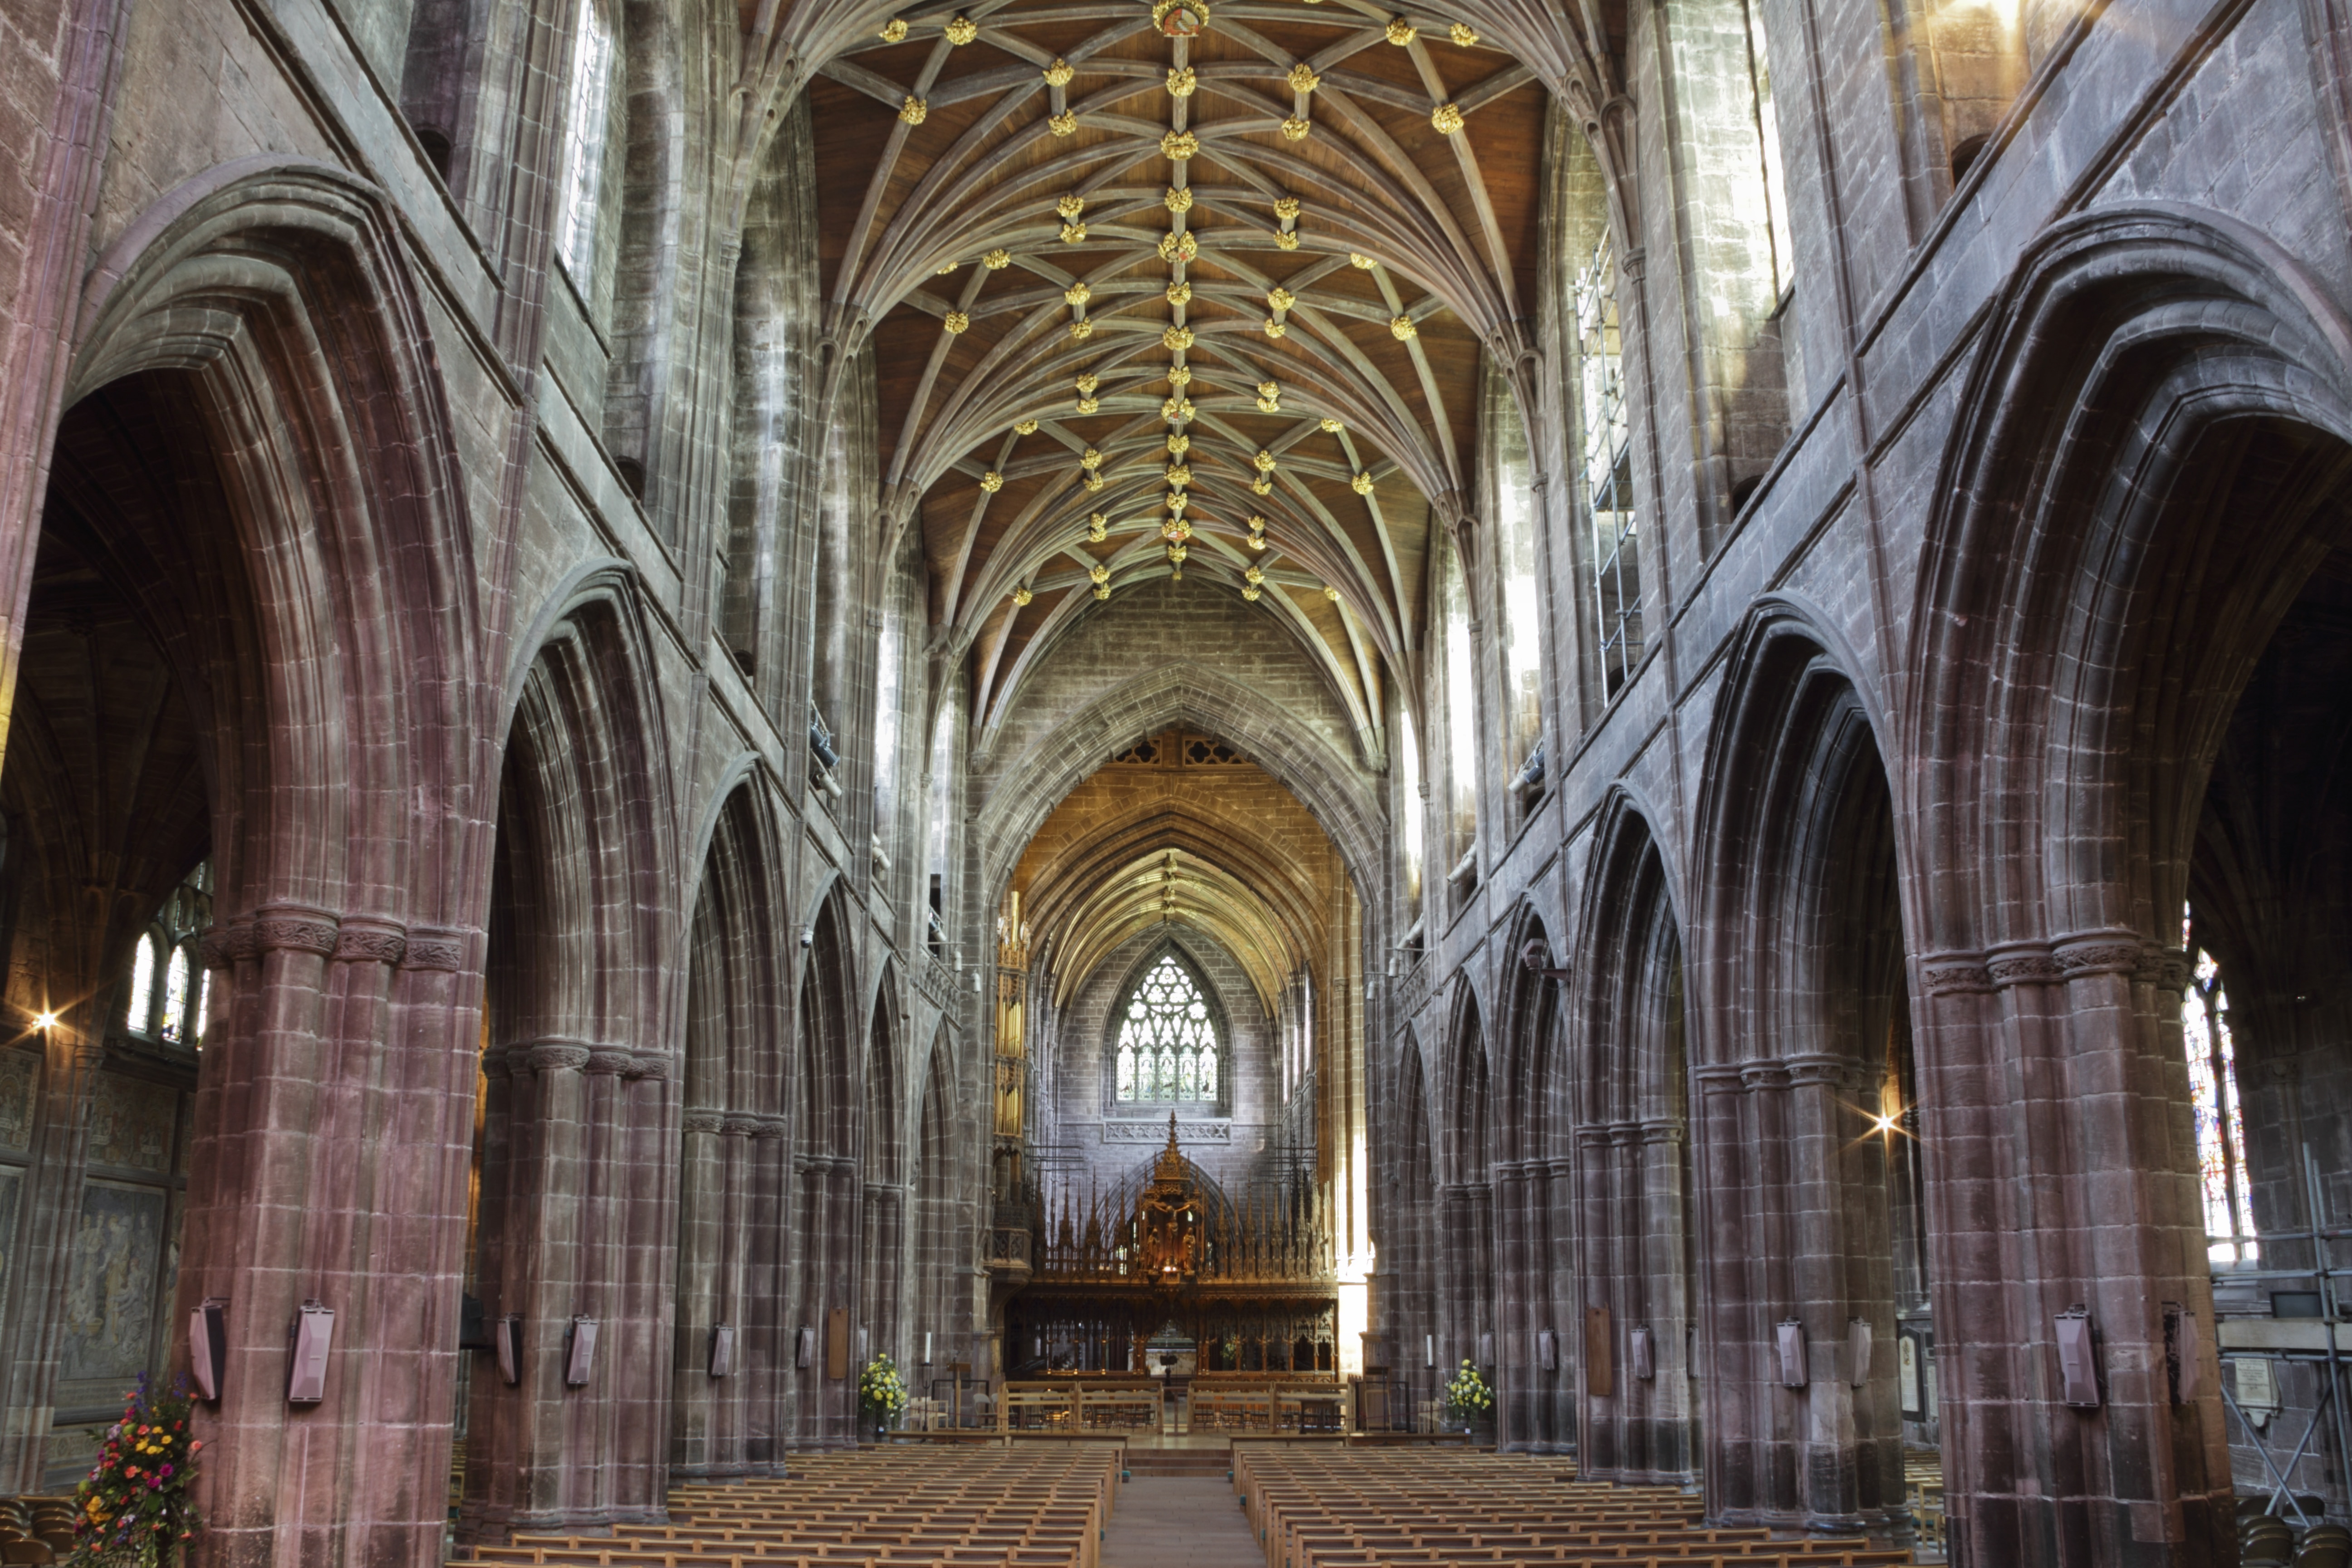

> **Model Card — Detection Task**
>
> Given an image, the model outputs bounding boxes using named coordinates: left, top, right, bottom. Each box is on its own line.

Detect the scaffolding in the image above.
left=2214, top=1144, right=2352, bottom=1525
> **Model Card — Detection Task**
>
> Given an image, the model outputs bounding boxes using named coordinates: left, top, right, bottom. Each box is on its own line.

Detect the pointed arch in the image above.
left=1687, top=609, right=1913, bottom=1529
left=1439, top=980, right=1490, bottom=1189
left=468, top=583, right=681, bottom=1532
left=672, top=777, right=791, bottom=1479
left=31, top=156, right=485, bottom=1550
left=1565, top=792, right=1695, bottom=1486
left=1898, top=202, right=2352, bottom=1565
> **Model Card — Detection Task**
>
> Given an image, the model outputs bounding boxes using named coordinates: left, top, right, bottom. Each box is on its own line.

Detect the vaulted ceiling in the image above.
left=796, top=0, right=1573, bottom=741
left=1009, top=733, right=1352, bottom=1006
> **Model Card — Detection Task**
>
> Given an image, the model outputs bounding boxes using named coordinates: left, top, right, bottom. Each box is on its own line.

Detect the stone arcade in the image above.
left=0, top=0, right=2348, bottom=1563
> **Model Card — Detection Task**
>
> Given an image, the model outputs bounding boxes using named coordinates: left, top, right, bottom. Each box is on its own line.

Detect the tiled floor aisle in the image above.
left=1102, top=1476, right=1264, bottom=1568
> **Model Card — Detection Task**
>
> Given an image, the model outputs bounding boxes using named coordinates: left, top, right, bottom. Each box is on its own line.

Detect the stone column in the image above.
left=1695, top=1063, right=1757, bottom=1517
left=1637, top=1118, right=1697, bottom=1484
left=826, top=1155, right=862, bottom=1445
left=671, top=1108, right=728, bottom=1478
left=1573, top=1123, right=1618, bottom=1472
left=1546, top=1155, right=1580, bottom=1454
left=863, top=1181, right=907, bottom=1369
left=1915, top=941, right=2231, bottom=1567
left=171, top=912, right=480, bottom=1568
left=1493, top=1160, right=1531, bottom=1447
left=745, top=1118, right=787, bottom=1471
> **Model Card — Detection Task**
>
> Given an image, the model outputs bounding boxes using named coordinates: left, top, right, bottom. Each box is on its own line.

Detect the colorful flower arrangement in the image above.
left=858, top=1354, right=909, bottom=1429
left=70, top=1375, right=202, bottom=1566
left=1443, top=1359, right=1493, bottom=1426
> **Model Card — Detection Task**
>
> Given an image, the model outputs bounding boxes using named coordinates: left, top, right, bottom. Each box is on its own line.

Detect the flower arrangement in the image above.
left=1443, top=1359, right=1493, bottom=1427
left=70, top=1375, right=202, bottom=1566
left=858, top=1354, right=909, bottom=1429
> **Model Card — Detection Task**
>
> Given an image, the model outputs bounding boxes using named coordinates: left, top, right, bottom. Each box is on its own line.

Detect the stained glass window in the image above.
left=2182, top=906, right=2258, bottom=1264
left=1114, top=956, right=1219, bottom=1103
left=127, top=936, right=156, bottom=1033
left=194, top=969, right=211, bottom=1049
left=160, top=945, right=191, bottom=1044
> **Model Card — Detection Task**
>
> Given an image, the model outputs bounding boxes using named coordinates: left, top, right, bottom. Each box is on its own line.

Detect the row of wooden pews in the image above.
left=1, top=1496, right=77, bottom=1563
left=448, top=1446, right=1121, bottom=1568
left=1232, top=1450, right=1916, bottom=1568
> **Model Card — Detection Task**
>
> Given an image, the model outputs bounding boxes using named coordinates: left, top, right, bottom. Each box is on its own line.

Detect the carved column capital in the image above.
left=526, top=1043, right=593, bottom=1073
left=1985, top=944, right=2063, bottom=988
left=2054, top=931, right=2147, bottom=979
left=402, top=929, right=469, bottom=972
left=200, top=925, right=258, bottom=970
left=332, top=919, right=407, bottom=966
left=253, top=906, right=338, bottom=957
left=1918, top=953, right=1992, bottom=995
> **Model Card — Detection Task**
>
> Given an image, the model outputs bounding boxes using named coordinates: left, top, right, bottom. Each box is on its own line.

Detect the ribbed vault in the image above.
left=799, top=0, right=1559, bottom=733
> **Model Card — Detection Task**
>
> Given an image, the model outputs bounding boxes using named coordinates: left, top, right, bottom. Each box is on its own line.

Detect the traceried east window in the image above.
left=1114, top=955, right=1219, bottom=1104
left=2182, top=906, right=2258, bottom=1264
left=1575, top=234, right=1642, bottom=699
left=554, top=0, right=615, bottom=282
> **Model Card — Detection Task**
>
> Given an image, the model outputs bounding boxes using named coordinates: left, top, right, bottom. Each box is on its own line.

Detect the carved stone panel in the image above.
left=0, top=1049, right=37, bottom=1151
left=87, top=1073, right=176, bottom=1174
left=1101, top=1119, right=1231, bottom=1144
left=61, top=1180, right=167, bottom=1383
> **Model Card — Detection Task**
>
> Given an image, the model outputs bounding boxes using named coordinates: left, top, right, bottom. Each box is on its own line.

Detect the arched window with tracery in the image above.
left=2182, top=906, right=2258, bottom=1264
left=159, top=944, right=192, bottom=1044
left=126, top=936, right=157, bottom=1035
left=1113, top=954, right=1220, bottom=1106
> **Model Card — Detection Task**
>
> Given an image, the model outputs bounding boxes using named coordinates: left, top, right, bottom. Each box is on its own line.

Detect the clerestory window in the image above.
left=1575, top=234, right=1641, bottom=699
left=1741, top=0, right=1794, bottom=300
left=554, top=0, right=615, bottom=283
left=1114, top=954, right=1220, bottom=1104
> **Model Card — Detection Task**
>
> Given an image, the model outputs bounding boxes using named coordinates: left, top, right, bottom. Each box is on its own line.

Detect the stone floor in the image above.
left=1102, top=1476, right=1263, bottom=1568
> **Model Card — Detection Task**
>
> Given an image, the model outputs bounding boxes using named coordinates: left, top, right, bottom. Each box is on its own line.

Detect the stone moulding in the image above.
left=1101, top=1118, right=1230, bottom=1143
